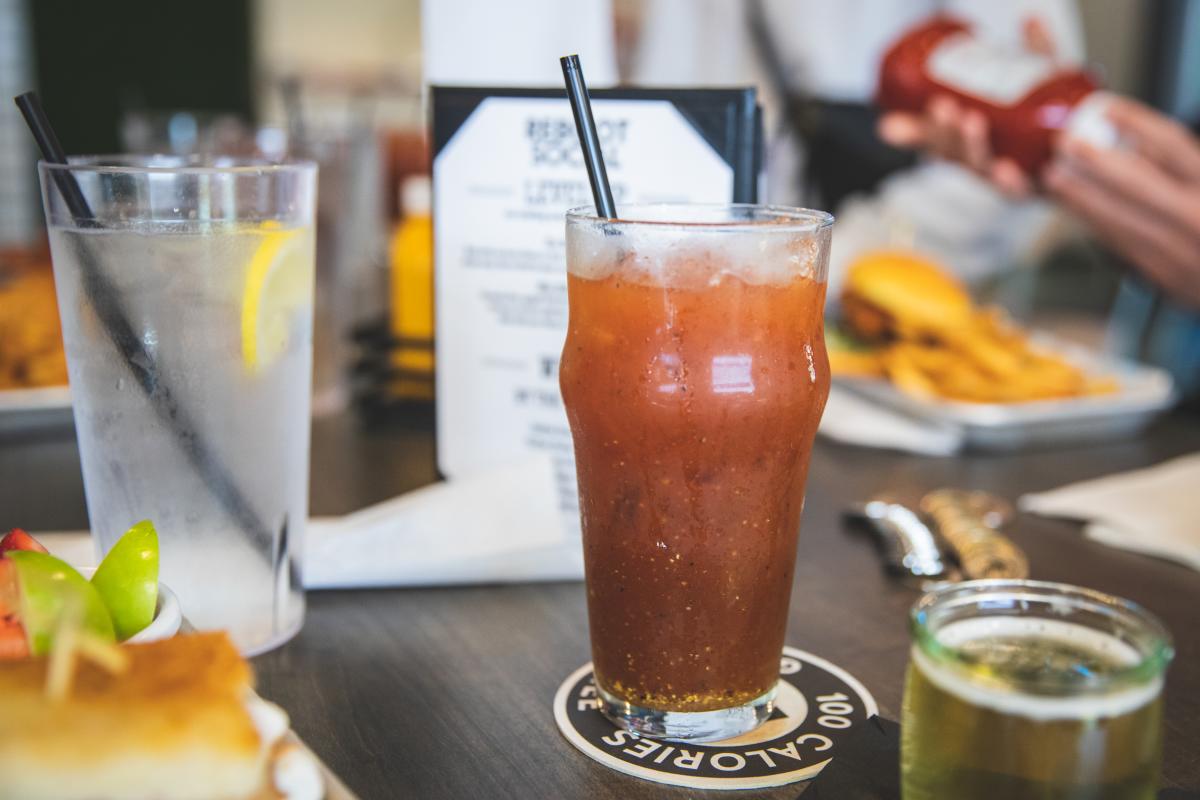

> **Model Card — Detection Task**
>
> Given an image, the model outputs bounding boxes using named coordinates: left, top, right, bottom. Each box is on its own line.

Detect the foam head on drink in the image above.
left=901, top=616, right=1164, bottom=800
left=561, top=207, right=831, bottom=720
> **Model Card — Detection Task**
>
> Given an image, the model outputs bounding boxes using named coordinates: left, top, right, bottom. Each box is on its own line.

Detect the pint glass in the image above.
left=560, top=204, right=833, bottom=741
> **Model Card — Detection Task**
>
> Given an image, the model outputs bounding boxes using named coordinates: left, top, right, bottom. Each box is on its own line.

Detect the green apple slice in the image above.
left=8, top=551, right=115, bottom=655
left=91, top=520, right=159, bottom=640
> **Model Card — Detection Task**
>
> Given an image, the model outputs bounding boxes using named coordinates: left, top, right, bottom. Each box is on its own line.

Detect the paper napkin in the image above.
left=1020, top=452, right=1200, bottom=572
left=819, top=385, right=964, bottom=457
left=39, top=453, right=583, bottom=589
left=303, top=453, right=580, bottom=588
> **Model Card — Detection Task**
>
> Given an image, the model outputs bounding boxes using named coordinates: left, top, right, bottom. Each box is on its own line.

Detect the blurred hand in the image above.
left=877, top=18, right=1057, bottom=198
left=1045, top=96, right=1200, bottom=310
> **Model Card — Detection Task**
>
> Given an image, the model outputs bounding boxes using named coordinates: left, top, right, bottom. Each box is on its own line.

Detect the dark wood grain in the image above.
left=3, top=411, right=1198, bottom=798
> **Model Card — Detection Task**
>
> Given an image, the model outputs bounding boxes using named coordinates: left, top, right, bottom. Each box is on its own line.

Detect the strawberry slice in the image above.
left=0, top=558, right=26, bottom=659
left=0, top=558, right=17, bottom=618
left=0, top=616, right=29, bottom=660
left=0, top=528, right=48, bottom=556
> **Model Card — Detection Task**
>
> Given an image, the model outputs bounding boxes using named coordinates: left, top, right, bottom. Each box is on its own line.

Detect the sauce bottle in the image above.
left=877, top=16, right=1118, bottom=177
left=387, top=174, right=435, bottom=401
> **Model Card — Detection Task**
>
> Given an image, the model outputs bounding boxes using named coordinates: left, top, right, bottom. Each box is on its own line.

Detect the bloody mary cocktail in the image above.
left=561, top=204, right=833, bottom=741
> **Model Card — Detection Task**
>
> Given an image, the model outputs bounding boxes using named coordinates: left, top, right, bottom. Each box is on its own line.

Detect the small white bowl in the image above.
left=78, top=568, right=182, bottom=643
left=128, top=582, right=181, bottom=643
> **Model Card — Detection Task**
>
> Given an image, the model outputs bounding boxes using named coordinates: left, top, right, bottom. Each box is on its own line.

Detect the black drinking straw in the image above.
left=560, top=55, right=617, bottom=219
left=14, top=91, right=281, bottom=569
left=14, top=94, right=97, bottom=226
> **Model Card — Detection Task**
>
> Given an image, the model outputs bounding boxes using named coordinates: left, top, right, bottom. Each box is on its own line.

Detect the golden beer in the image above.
left=901, top=581, right=1173, bottom=800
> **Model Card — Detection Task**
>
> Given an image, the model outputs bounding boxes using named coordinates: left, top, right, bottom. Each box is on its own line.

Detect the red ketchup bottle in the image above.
left=877, top=16, right=1117, bottom=178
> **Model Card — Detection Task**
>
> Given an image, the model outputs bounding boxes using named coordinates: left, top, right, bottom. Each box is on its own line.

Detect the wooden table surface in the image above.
left=2, top=410, right=1198, bottom=799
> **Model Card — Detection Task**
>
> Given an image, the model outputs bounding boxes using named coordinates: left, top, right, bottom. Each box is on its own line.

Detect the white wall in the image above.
left=254, top=0, right=423, bottom=127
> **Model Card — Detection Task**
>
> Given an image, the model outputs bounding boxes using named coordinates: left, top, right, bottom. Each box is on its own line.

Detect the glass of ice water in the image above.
left=38, top=156, right=317, bottom=655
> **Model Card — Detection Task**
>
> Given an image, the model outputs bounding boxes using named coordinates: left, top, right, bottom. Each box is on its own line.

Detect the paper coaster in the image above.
left=554, top=647, right=878, bottom=791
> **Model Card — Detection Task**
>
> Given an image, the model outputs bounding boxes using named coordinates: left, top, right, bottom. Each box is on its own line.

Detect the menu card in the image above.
left=431, top=86, right=762, bottom=534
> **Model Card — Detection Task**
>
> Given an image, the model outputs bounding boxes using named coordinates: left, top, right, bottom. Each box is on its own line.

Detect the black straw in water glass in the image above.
left=560, top=54, right=617, bottom=219
left=14, top=93, right=97, bottom=225
left=13, top=91, right=284, bottom=577
left=280, top=76, right=307, bottom=154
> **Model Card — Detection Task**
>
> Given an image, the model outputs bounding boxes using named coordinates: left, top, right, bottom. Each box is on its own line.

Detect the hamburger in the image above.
left=839, top=250, right=973, bottom=342
left=832, top=250, right=1114, bottom=403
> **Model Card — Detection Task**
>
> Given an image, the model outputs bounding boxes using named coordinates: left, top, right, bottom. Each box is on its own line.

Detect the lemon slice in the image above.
left=241, top=226, right=311, bottom=372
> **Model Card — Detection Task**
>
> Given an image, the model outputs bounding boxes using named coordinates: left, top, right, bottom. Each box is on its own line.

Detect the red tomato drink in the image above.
left=561, top=204, right=833, bottom=741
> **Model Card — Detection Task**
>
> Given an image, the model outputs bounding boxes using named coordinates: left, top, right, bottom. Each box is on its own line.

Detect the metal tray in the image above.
left=835, top=341, right=1176, bottom=451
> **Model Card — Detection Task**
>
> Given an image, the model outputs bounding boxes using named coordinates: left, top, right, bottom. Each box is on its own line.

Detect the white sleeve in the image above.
left=422, top=0, right=617, bottom=87
left=631, top=0, right=759, bottom=86
left=942, top=0, right=1085, bottom=63
left=631, top=0, right=787, bottom=139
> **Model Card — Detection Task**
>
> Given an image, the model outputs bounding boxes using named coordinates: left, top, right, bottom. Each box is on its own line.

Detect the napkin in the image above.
left=38, top=453, right=584, bottom=589
left=304, top=453, right=582, bottom=588
left=1020, top=453, right=1200, bottom=572
left=818, top=385, right=963, bottom=457
left=802, top=715, right=900, bottom=799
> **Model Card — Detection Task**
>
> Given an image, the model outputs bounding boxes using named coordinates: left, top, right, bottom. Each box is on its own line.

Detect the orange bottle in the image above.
left=878, top=16, right=1117, bottom=177
left=387, top=175, right=434, bottom=401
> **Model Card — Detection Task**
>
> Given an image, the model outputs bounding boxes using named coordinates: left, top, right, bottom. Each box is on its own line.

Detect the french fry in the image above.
left=0, top=269, right=69, bottom=390
left=829, top=348, right=886, bottom=378
left=840, top=259, right=1121, bottom=404
left=881, top=346, right=942, bottom=399
left=1085, top=376, right=1120, bottom=396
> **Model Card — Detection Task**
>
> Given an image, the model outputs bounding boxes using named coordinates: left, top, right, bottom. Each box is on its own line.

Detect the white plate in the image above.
left=0, top=385, right=72, bottom=433
left=835, top=340, right=1177, bottom=451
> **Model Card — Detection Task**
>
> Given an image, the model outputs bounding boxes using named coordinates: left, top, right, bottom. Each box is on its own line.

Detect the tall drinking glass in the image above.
left=39, top=156, right=317, bottom=655
left=902, top=580, right=1173, bottom=799
left=561, top=204, right=833, bottom=741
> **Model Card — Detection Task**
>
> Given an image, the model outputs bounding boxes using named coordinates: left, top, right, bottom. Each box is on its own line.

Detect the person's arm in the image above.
left=1045, top=98, right=1200, bottom=310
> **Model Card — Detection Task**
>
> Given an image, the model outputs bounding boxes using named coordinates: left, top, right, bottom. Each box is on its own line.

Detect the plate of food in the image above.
left=827, top=251, right=1176, bottom=450
left=0, top=256, right=72, bottom=432
left=0, top=524, right=354, bottom=799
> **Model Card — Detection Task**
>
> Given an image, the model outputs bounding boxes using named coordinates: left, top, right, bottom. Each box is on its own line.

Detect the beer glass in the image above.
left=561, top=204, right=833, bottom=741
left=902, top=580, right=1174, bottom=799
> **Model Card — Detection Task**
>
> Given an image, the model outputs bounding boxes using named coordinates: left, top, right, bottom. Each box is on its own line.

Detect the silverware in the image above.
left=920, top=489, right=1028, bottom=580
left=845, top=498, right=949, bottom=581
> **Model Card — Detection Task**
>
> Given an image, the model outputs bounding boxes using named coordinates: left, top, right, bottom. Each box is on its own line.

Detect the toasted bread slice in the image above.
left=0, top=632, right=277, bottom=800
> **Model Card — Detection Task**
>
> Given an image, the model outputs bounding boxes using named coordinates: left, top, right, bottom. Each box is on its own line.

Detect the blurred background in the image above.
left=1, top=0, right=1197, bottom=409
left=6, top=0, right=1194, bottom=237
